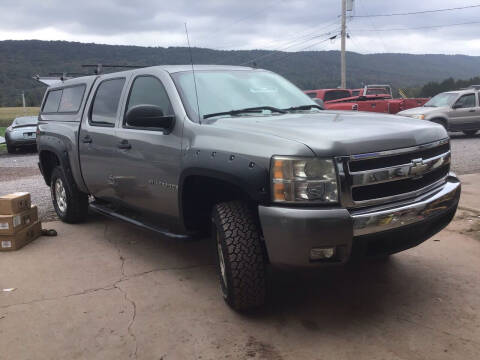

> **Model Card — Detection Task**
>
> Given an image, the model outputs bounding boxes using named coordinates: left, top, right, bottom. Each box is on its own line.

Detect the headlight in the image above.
left=411, top=114, right=425, bottom=120
left=271, top=156, right=338, bottom=203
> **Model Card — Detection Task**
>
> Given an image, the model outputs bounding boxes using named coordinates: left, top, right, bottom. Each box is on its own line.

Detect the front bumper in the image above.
left=258, top=173, right=461, bottom=267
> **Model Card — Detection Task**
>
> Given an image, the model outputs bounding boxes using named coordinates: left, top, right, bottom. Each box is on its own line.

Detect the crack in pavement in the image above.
left=0, top=221, right=213, bottom=358
left=0, top=263, right=212, bottom=311
left=115, top=282, right=138, bottom=359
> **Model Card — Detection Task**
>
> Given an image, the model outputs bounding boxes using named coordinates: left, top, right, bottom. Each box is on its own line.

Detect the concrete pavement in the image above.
left=0, top=177, right=479, bottom=359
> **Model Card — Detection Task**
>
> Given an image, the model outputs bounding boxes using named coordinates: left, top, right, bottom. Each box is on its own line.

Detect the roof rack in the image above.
left=81, top=64, right=148, bottom=75
left=32, top=64, right=151, bottom=86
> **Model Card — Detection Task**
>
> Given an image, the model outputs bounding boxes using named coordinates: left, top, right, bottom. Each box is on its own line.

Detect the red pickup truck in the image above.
left=305, top=85, right=429, bottom=114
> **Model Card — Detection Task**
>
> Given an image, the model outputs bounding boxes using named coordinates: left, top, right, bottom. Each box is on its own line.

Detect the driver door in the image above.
left=449, top=93, right=477, bottom=129
left=110, top=71, right=183, bottom=221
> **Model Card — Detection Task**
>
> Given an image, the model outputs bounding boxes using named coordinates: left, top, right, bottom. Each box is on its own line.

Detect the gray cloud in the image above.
left=1, top=0, right=480, bottom=54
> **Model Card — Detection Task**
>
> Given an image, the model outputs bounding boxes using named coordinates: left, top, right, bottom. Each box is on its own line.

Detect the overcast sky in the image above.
left=1, top=0, right=480, bottom=55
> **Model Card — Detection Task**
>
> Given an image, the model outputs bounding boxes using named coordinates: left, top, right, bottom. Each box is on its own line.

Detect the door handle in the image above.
left=117, top=140, right=131, bottom=149
left=82, top=135, right=92, bottom=143
left=469, top=109, right=476, bottom=112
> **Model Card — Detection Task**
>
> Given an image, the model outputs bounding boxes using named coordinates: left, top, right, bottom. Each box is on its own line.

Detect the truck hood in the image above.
left=398, top=106, right=449, bottom=116
left=209, top=111, right=447, bottom=157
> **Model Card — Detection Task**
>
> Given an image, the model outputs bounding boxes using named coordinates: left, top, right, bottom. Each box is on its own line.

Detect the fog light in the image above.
left=310, top=247, right=336, bottom=260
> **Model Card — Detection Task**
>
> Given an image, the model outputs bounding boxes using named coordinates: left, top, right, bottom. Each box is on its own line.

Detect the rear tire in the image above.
left=463, top=130, right=478, bottom=136
left=212, top=201, right=266, bottom=311
left=50, top=166, right=89, bottom=223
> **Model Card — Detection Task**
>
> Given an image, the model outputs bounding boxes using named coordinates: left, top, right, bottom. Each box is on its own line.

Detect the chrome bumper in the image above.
left=352, top=174, right=461, bottom=236
left=258, top=173, right=460, bottom=267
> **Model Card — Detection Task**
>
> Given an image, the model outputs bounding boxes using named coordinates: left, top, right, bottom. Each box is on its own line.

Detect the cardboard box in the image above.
left=0, top=192, right=31, bottom=215
left=0, top=221, right=42, bottom=251
left=0, top=205, right=38, bottom=235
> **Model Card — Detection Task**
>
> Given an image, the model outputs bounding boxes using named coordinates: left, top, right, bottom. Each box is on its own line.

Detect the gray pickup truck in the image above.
left=37, top=65, right=460, bottom=310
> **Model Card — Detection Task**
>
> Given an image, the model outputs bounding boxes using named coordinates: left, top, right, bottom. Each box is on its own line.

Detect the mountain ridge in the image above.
left=1, top=39, right=479, bottom=106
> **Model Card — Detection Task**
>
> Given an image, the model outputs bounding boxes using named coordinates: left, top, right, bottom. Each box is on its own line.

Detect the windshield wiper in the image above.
left=283, top=104, right=323, bottom=111
left=203, top=106, right=286, bottom=120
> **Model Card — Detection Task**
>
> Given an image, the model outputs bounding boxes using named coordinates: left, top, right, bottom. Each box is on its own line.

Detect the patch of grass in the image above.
left=0, top=107, right=40, bottom=127
left=0, top=127, right=6, bottom=152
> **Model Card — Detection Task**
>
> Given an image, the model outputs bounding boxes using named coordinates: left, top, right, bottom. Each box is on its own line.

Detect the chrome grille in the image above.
left=335, top=139, right=451, bottom=209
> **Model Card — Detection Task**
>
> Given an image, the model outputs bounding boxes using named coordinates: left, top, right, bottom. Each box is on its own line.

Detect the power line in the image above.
left=263, top=37, right=336, bottom=65
left=351, top=4, right=480, bottom=18
left=215, top=18, right=340, bottom=65
left=239, top=29, right=340, bottom=65
left=352, top=20, right=480, bottom=32
left=354, top=0, right=389, bottom=52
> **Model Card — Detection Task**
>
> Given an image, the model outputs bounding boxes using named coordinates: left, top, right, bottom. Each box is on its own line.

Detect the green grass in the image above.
left=0, top=107, right=40, bottom=127
left=0, top=127, right=6, bottom=152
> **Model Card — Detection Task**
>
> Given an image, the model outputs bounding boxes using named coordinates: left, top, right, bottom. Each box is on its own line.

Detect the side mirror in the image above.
left=125, top=105, right=175, bottom=133
left=452, top=103, right=462, bottom=109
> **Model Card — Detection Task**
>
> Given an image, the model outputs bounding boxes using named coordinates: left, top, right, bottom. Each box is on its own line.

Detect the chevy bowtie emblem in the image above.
left=410, top=158, right=427, bottom=177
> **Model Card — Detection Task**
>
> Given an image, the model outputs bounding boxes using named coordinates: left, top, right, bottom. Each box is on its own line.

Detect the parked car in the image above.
left=5, top=116, right=38, bottom=153
left=398, top=87, right=480, bottom=136
left=306, top=85, right=429, bottom=114
left=37, top=65, right=460, bottom=311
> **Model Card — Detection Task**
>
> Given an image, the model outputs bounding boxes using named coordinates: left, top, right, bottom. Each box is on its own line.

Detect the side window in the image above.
left=58, top=85, right=86, bottom=112
left=455, top=94, right=476, bottom=108
left=324, top=90, right=351, bottom=101
left=126, top=76, right=173, bottom=116
left=306, top=92, right=317, bottom=99
left=43, top=89, right=63, bottom=113
left=91, top=78, right=126, bottom=126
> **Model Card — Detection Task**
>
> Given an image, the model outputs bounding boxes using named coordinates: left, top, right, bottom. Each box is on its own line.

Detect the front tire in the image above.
left=6, top=139, right=15, bottom=154
left=50, top=166, right=89, bottom=223
left=212, top=201, right=266, bottom=311
left=463, top=130, right=478, bottom=136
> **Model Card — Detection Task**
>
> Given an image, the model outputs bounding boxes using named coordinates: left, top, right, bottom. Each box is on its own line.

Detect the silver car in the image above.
left=5, top=116, right=38, bottom=153
left=398, top=87, right=480, bottom=136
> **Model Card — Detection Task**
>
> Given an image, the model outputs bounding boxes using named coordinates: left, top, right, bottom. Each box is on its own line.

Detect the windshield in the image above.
left=424, top=93, right=458, bottom=107
left=171, top=70, right=317, bottom=121
left=12, top=116, right=38, bottom=127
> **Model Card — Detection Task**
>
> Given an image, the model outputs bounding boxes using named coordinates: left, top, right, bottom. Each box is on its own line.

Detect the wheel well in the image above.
left=181, top=175, right=255, bottom=232
left=430, top=117, right=448, bottom=130
left=39, top=150, right=60, bottom=186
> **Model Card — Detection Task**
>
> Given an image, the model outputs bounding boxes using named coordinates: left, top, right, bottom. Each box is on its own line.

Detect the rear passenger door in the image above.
left=79, top=75, right=128, bottom=201
left=111, top=72, right=183, bottom=220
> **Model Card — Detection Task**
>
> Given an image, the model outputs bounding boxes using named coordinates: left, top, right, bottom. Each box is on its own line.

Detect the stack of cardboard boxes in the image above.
left=0, top=192, right=42, bottom=251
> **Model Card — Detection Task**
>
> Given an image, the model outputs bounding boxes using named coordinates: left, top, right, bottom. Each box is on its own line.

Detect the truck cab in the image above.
left=37, top=65, right=460, bottom=311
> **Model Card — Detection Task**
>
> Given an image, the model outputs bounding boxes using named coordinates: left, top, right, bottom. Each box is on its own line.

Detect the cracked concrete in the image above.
left=1, top=177, right=480, bottom=359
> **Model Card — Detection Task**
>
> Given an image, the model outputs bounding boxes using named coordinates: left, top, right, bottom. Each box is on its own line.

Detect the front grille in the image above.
left=349, top=142, right=450, bottom=172
left=336, top=139, right=451, bottom=208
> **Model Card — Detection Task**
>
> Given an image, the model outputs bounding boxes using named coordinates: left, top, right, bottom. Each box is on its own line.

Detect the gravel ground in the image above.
left=0, top=150, right=57, bottom=221
left=0, top=134, right=478, bottom=222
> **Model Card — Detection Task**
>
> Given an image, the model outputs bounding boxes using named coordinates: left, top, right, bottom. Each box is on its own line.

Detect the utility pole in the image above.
left=340, top=0, right=347, bottom=89
left=21, top=91, right=26, bottom=111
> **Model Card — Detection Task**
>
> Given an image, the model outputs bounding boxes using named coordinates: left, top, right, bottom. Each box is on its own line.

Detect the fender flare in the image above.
left=178, top=148, right=270, bottom=211
left=38, top=137, right=76, bottom=188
